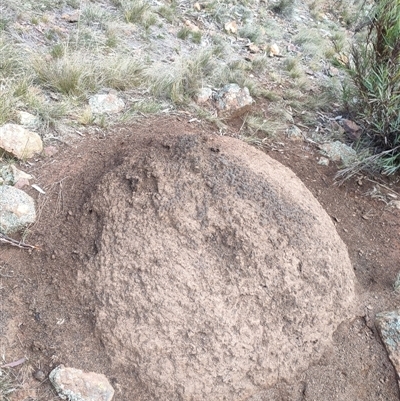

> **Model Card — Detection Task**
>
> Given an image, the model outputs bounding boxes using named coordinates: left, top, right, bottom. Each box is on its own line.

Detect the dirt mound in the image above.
left=78, top=132, right=355, bottom=400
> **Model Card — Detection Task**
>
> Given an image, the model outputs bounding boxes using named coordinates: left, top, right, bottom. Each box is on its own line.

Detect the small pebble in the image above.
left=34, top=370, right=46, bottom=381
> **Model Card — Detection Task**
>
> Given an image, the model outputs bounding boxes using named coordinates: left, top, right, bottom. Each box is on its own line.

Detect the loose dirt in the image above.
left=1, top=116, right=400, bottom=401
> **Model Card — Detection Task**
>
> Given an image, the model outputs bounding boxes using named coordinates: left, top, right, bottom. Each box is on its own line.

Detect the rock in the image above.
left=62, top=11, right=80, bottom=22
left=0, top=165, right=14, bottom=185
left=287, top=43, right=300, bottom=53
left=328, top=120, right=345, bottom=137
left=247, top=43, right=260, bottom=53
left=12, top=165, right=32, bottom=183
left=328, top=66, right=339, bottom=77
left=185, top=20, right=200, bottom=32
left=81, top=133, right=355, bottom=401
left=43, top=145, right=59, bottom=158
left=14, top=178, right=31, bottom=190
left=17, top=111, right=39, bottom=128
left=0, top=124, right=43, bottom=160
left=375, top=311, right=400, bottom=387
left=269, top=43, right=280, bottom=57
left=320, top=141, right=357, bottom=166
left=341, top=119, right=362, bottom=141
left=287, top=125, right=303, bottom=140
left=244, top=54, right=256, bottom=62
left=392, top=200, right=400, bottom=210
left=34, top=370, right=46, bottom=381
left=0, top=185, right=36, bottom=234
left=224, top=20, right=237, bottom=34
left=89, top=94, right=125, bottom=114
left=214, top=83, right=254, bottom=117
left=193, top=2, right=201, bottom=11
left=318, top=157, right=330, bottom=166
left=196, top=87, right=212, bottom=104
left=0, top=165, right=32, bottom=188
left=394, top=271, right=400, bottom=292
left=49, top=366, right=114, bottom=401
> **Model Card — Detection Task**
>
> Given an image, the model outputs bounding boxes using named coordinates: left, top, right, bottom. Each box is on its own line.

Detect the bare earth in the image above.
left=1, top=116, right=400, bottom=401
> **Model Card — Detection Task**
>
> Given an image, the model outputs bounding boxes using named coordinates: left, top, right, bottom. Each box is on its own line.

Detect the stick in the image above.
left=0, top=232, right=37, bottom=250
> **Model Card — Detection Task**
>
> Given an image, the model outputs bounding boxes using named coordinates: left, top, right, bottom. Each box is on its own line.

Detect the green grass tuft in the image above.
left=147, top=47, right=219, bottom=104
left=122, top=0, right=151, bottom=23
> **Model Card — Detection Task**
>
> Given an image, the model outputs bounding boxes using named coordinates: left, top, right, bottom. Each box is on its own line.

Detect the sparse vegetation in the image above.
left=243, top=114, right=274, bottom=137
left=250, top=54, right=269, bottom=73
left=32, top=52, right=98, bottom=97
left=81, top=3, right=110, bottom=28
left=0, top=0, right=370, bottom=159
left=157, top=4, right=176, bottom=23
left=122, top=0, right=151, bottom=24
left=293, top=27, right=327, bottom=59
left=270, top=0, right=296, bottom=16
left=147, top=48, right=219, bottom=104
left=284, top=57, right=303, bottom=79
left=239, top=23, right=263, bottom=44
left=344, top=0, right=400, bottom=174
left=32, top=50, right=145, bottom=98
left=177, top=27, right=202, bottom=44
left=0, top=368, right=16, bottom=401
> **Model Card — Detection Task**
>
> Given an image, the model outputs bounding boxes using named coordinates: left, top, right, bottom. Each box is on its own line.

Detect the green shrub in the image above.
left=346, top=0, right=400, bottom=174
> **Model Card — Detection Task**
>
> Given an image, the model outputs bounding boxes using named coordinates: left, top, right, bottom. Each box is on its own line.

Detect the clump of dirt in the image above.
left=74, top=131, right=355, bottom=400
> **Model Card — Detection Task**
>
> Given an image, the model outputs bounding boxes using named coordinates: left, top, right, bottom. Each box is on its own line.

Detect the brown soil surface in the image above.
left=1, top=116, right=400, bottom=401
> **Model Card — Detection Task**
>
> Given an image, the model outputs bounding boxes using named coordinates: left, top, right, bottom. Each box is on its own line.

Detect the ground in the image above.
left=1, top=0, right=400, bottom=399
left=1, top=116, right=400, bottom=401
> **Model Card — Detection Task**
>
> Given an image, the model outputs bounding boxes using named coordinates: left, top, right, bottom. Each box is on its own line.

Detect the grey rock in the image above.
left=269, top=43, right=280, bottom=57
left=328, top=120, right=345, bottom=137
left=214, top=84, right=253, bottom=117
left=391, top=200, right=400, bottom=210
left=341, top=119, right=361, bottom=141
left=320, top=141, right=357, bottom=166
left=0, top=124, right=43, bottom=160
left=318, top=157, right=330, bottom=166
left=17, top=111, right=39, bottom=128
left=62, top=10, right=80, bottom=22
left=0, top=165, right=14, bottom=185
left=0, top=165, right=32, bottom=187
left=34, top=370, right=46, bottom=381
left=0, top=185, right=36, bottom=234
left=394, top=272, right=400, bottom=292
left=375, top=311, right=400, bottom=386
left=287, top=125, right=303, bottom=140
left=89, top=94, right=125, bottom=114
left=49, top=366, right=114, bottom=401
left=196, top=87, right=212, bottom=104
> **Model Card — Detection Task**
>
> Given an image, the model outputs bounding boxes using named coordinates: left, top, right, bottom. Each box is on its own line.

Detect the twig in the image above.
left=365, top=177, right=400, bottom=197
left=0, top=232, right=37, bottom=250
left=1, top=357, right=26, bottom=368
